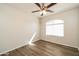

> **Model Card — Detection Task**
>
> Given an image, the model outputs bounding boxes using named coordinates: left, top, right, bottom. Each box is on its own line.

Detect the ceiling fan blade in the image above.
left=32, top=10, right=40, bottom=13
left=47, top=3, right=56, bottom=8
left=46, top=10, right=54, bottom=13
left=35, top=3, right=41, bottom=9
left=42, top=3, right=44, bottom=8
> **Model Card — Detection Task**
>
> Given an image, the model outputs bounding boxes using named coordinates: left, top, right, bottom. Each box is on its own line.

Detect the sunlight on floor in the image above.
left=28, top=43, right=36, bottom=46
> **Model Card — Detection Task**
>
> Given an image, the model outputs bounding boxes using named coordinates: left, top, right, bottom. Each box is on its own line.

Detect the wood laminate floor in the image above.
left=1, top=40, right=79, bottom=56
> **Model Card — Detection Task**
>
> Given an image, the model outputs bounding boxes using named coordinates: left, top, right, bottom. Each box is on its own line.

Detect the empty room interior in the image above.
left=0, top=3, right=79, bottom=56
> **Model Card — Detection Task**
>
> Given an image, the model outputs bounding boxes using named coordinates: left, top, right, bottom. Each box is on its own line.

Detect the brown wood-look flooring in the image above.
left=1, top=40, right=79, bottom=56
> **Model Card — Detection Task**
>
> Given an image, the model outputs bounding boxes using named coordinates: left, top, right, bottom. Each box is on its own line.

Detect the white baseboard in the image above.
left=42, top=39, right=79, bottom=50
left=0, top=38, right=39, bottom=55
left=0, top=43, right=28, bottom=55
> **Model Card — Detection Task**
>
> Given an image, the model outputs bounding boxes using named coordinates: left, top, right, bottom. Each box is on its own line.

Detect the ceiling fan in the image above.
left=32, top=3, right=56, bottom=16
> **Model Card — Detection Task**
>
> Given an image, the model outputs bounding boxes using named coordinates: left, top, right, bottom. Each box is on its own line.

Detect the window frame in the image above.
left=46, top=20, right=64, bottom=37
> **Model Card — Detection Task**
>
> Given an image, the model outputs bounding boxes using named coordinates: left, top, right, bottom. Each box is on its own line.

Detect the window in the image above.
left=46, top=20, right=64, bottom=37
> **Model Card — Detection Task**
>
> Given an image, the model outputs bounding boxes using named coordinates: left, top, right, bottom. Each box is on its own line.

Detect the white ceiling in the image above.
left=5, top=3, right=79, bottom=18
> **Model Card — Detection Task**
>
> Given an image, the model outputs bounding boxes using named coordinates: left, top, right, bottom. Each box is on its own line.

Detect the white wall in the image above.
left=40, top=7, right=79, bottom=48
left=0, top=4, right=39, bottom=54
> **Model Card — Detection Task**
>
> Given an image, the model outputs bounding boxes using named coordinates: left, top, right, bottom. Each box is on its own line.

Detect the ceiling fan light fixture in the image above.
left=43, top=10, right=46, bottom=15
left=32, top=3, right=56, bottom=16
left=40, top=10, right=46, bottom=16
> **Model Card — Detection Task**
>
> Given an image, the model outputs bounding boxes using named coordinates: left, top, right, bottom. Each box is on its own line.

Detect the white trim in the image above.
left=0, top=43, right=28, bottom=55
left=0, top=38, right=39, bottom=55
